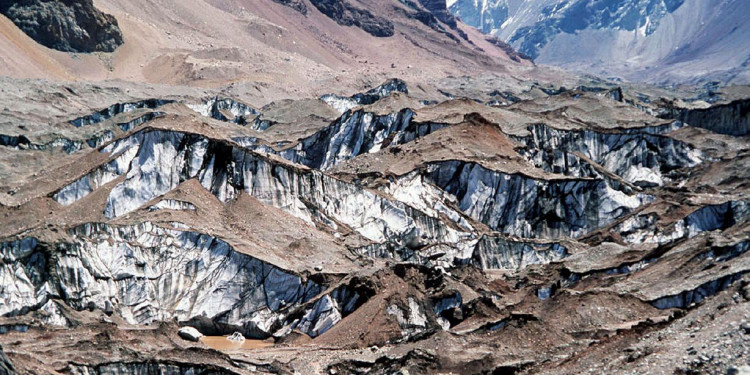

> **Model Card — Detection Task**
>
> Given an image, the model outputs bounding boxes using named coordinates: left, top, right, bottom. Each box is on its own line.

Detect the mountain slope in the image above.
left=448, top=0, right=750, bottom=84
left=0, top=0, right=537, bottom=93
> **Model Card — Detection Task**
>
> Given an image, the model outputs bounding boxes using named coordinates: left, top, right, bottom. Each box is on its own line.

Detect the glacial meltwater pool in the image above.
left=199, top=336, right=274, bottom=351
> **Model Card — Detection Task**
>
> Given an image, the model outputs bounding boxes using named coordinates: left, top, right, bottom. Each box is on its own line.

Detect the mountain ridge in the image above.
left=448, top=0, right=750, bottom=84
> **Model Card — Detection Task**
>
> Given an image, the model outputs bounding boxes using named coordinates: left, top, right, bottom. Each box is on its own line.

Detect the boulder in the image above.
left=177, top=327, right=204, bottom=342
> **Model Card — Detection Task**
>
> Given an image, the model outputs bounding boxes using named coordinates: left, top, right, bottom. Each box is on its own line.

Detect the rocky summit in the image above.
left=0, top=0, right=749, bottom=374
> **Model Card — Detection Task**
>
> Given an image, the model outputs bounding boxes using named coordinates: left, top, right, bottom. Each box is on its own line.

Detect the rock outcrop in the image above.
left=0, top=0, right=123, bottom=53
left=309, top=0, right=394, bottom=37
left=417, top=0, right=457, bottom=28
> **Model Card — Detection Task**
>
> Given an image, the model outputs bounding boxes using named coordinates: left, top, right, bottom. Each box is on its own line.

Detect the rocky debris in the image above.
left=328, top=349, right=440, bottom=375
left=309, top=0, right=394, bottom=37
left=0, top=0, right=123, bottom=53
left=394, top=2, right=465, bottom=43
left=177, top=327, right=204, bottom=342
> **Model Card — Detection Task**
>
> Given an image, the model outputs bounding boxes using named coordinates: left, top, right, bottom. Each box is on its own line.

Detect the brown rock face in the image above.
left=0, top=0, right=123, bottom=53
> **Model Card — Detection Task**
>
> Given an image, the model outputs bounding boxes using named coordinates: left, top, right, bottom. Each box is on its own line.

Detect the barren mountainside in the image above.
left=449, top=0, right=750, bottom=84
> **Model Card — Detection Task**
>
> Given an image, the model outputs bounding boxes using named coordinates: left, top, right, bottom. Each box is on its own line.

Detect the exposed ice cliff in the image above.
left=284, top=280, right=373, bottom=338
left=148, top=199, right=197, bottom=212
left=617, top=200, right=749, bottom=245
left=513, top=123, right=701, bottom=187
left=473, top=235, right=568, bottom=270
left=0, top=135, right=83, bottom=154
left=53, top=129, right=478, bottom=264
left=68, top=362, right=238, bottom=375
left=1, top=223, right=326, bottom=338
left=70, top=99, right=173, bottom=127
left=270, top=109, right=445, bottom=170
left=659, top=99, right=750, bottom=136
left=426, top=160, right=651, bottom=238
left=187, top=97, right=260, bottom=126
left=321, top=79, right=408, bottom=113
left=117, top=112, right=165, bottom=132
left=651, top=273, right=743, bottom=310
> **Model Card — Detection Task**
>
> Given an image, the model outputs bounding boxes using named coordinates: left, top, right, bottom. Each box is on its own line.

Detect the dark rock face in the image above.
left=309, top=0, right=394, bottom=37
left=271, top=0, right=308, bottom=15
left=0, top=0, right=123, bottom=53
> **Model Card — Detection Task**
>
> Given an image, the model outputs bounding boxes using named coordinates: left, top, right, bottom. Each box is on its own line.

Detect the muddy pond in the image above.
left=199, top=336, right=274, bottom=351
